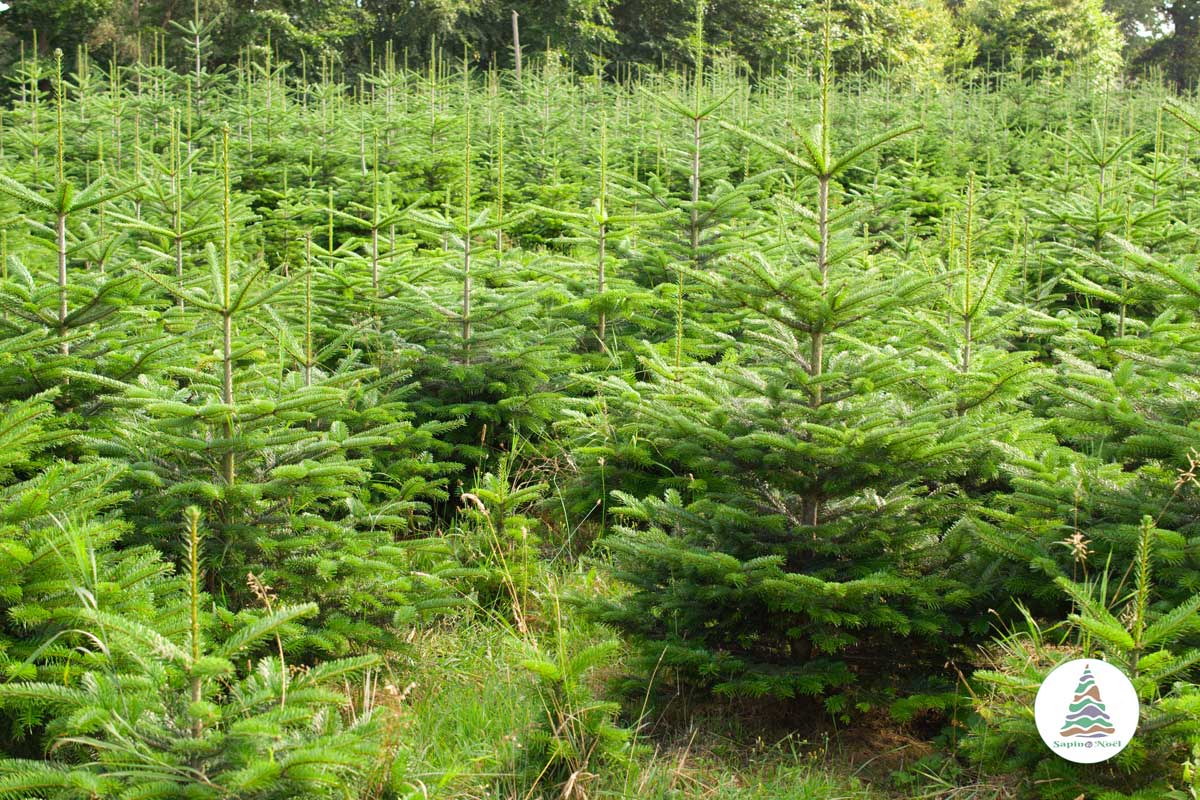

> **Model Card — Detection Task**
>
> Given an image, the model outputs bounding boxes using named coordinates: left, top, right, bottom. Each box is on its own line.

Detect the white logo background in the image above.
left=1034, top=658, right=1140, bottom=764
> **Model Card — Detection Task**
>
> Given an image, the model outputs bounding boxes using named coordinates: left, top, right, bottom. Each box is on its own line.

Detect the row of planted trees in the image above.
left=0, top=10, right=1198, bottom=798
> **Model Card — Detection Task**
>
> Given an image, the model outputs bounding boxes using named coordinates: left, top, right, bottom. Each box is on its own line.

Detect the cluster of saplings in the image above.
left=0, top=11, right=1198, bottom=800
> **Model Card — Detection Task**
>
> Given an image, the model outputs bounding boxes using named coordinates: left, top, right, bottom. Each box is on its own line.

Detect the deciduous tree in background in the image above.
left=0, top=0, right=1173, bottom=85
left=960, top=0, right=1125, bottom=78
left=1110, top=0, right=1200, bottom=87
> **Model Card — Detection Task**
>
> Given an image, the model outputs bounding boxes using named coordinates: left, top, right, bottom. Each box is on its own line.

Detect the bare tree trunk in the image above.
left=512, top=11, right=522, bottom=81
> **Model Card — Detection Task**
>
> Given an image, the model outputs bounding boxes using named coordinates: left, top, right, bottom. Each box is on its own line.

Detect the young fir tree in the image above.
left=1033, top=114, right=1172, bottom=341
left=71, top=126, right=465, bottom=656
left=617, top=3, right=761, bottom=369
left=527, top=112, right=665, bottom=359
left=0, top=390, right=186, bottom=752
left=966, top=515, right=1200, bottom=800
left=973, top=102, right=1200, bottom=610
left=384, top=63, right=580, bottom=472
left=0, top=50, right=142, bottom=405
left=0, top=507, right=389, bottom=799
left=573, top=22, right=1033, bottom=713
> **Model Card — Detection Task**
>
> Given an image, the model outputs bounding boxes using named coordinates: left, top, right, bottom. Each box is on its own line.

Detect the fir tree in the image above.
left=573, top=20, right=1034, bottom=711
left=0, top=50, right=141, bottom=404
left=71, top=126, right=466, bottom=655
left=0, top=508, right=388, bottom=799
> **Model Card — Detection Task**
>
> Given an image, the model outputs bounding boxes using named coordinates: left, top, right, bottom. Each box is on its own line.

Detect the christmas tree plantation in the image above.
left=0, top=15, right=1199, bottom=799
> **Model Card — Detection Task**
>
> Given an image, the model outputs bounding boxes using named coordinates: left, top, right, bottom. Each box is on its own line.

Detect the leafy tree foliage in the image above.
left=0, top=0, right=1159, bottom=85
left=960, top=0, right=1125, bottom=77
left=817, top=0, right=965, bottom=80
left=1109, top=0, right=1200, bottom=87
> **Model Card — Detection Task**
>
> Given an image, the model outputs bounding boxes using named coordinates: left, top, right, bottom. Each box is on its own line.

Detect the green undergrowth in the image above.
left=383, top=592, right=884, bottom=800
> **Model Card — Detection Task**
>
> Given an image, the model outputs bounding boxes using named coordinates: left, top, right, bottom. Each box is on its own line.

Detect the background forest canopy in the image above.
left=3, top=0, right=1200, bottom=89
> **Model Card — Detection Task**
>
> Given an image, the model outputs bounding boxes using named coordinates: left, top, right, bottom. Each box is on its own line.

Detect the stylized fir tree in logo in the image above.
left=1060, top=665, right=1117, bottom=738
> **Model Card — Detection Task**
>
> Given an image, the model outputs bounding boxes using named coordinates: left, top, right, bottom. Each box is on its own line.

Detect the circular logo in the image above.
left=1034, top=659, right=1139, bottom=764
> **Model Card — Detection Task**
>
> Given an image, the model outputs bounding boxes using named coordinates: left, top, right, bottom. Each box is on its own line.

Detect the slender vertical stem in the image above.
left=327, top=186, right=335, bottom=260
left=690, top=113, right=701, bottom=255
left=598, top=115, right=608, bottom=347
left=805, top=10, right=835, bottom=529
left=193, top=0, right=202, bottom=87
left=810, top=174, right=827, bottom=412
left=54, top=50, right=65, bottom=186
left=220, top=125, right=235, bottom=488
left=57, top=212, right=68, bottom=356
left=1152, top=107, right=1163, bottom=209
left=187, top=507, right=203, bottom=737
left=389, top=221, right=396, bottom=277
left=54, top=50, right=69, bottom=356
left=496, top=108, right=505, bottom=251
left=462, top=77, right=473, bottom=365
left=172, top=112, right=184, bottom=309
left=264, top=40, right=273, bottom=144
left=678, top=1, right=705, bottom=374
left=810, top=12, right=833, bottom=412
left=359, top=115, right=367, bottom=177
left=185, top=80, right=194, bottom=163
left=304, top=234, right=313, bottom=387
left=371, top=129, right=380, bottom=294
left=962, top=175, right=975, bottom=373
left=429, top=37, right=438, bottom=153
left=30, top=42, right=40, bottom=168
left=1131, top=516, right=1153, bottom=675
